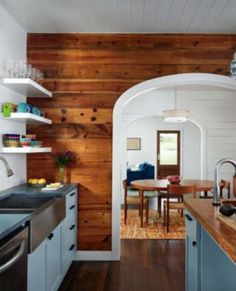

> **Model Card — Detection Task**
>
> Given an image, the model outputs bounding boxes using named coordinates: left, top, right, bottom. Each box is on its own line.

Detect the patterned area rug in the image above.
left=120, top=209, right=186, bottom=239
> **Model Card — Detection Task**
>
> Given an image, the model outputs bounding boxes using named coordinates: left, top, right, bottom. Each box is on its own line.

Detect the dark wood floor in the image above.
left=59, top=240, right=185, bottom=291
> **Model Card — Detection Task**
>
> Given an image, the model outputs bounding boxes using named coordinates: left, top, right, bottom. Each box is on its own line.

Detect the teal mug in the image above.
left=32, top=106, right=41, bottom=116
left=17, top=102, right=27, bottom=113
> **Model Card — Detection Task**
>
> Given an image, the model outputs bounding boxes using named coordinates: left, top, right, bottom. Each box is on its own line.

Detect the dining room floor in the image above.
left=59, top=239, right=185, bottom=291
left=120, top=208, right=185, bottom=239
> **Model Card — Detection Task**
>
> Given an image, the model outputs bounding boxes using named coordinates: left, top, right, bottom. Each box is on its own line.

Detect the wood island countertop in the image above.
left=184, top=199, right=236, bottom=264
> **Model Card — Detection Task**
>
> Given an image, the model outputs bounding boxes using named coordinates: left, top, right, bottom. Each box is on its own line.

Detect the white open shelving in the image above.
left=0, top=147, right=52, bottom=153
left=1, top=78, right=53, bottom=154
left=0, top=78, right=52, bottom=98
left=0, top=113, right=52, bottom=125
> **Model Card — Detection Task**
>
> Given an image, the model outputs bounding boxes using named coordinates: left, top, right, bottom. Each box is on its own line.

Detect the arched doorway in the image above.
left=111, top=73, right=220, bottom=260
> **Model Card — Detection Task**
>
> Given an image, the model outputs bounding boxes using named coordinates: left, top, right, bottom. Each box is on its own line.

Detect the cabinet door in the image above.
left=186, top=235, right=200, bottom=291
left=62, top=217, right=77, bottom=275
left=201, top=228, right=236, bottom=291
left=46, top=224, right=62, bottom=291
left=185, top=211, right=201, bottom=291
left=28, top=240, right=46, bottom=291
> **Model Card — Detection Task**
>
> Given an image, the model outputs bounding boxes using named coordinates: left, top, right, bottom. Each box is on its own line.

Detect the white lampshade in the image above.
left=163, top=109, right=189, bottom=122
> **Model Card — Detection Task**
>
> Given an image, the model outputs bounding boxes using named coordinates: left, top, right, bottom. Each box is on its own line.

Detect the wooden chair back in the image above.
left=220, top=179, right=230, bottom=189
left=220, top=179, right=230, bottom=198
left=123, top=179, right=127, bottom=189
left=167, top=184, right=196, bottom=198
left=123, top=179, right=128, bottom=199
left=122, top=179, right=149, bottom=225
left=164, top=184, right=195, bottom=232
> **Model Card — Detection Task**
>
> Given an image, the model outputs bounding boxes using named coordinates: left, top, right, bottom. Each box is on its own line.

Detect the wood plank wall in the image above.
left=27, top=34, right=236, bottom=251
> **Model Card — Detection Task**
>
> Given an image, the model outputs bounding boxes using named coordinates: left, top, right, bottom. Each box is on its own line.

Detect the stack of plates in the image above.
left=3, top=134, right=20, bottom=147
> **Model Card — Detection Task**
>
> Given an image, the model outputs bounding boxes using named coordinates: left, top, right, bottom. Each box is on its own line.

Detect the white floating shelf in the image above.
left=0, top=147, right=52, bottom=153
left=0, top=113, right=52, bottom=125
left=0, top=78, right=52, bottom=98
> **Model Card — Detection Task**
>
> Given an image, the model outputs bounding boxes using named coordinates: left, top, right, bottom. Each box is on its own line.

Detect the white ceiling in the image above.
left=1, top=0, right=236, bottom=33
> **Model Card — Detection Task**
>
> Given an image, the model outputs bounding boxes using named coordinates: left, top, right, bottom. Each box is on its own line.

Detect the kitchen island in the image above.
left=184, top=199, right=236, bottom=291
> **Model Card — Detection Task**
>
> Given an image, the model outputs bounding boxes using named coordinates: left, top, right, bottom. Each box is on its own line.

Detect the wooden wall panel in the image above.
left=27, top=63, right=229, bottom=79
left=27, top=33, right=235, bottom=251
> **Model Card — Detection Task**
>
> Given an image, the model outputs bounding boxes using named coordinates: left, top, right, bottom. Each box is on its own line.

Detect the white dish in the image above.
left=41, top=185, right=63, bottom=191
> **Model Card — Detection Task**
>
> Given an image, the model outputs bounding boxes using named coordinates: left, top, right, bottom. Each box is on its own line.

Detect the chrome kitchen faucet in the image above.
left=0, top=155, right=14, bottom=177
left=213, top=158, right=236, bottom=205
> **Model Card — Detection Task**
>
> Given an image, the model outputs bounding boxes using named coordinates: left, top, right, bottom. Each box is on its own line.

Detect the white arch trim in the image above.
left=78, top=73, right=235, bottom=261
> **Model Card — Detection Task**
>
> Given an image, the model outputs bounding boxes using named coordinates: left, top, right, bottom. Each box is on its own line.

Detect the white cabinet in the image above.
left=185, top=209, right=236, bottom=291
left=61, top=189, right=77, bottom=276
left=28, top=223, right=62, bottom=291
left=185, top=210, right=201, bottom=291
left=28, top=189, right=78, bottom=291
left=46, top=225, right=62, bottom=291
left=28, top=239, right=47, bottom=291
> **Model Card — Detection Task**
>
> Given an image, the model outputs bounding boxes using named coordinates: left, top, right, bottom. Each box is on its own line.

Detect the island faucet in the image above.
left=0, top=155, right=14, bottom=177
left=213, top=158, right=236, bottom=206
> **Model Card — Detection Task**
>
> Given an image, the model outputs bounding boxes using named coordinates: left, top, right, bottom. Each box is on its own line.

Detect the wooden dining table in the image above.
left=131, top=179, right=214, bottom=227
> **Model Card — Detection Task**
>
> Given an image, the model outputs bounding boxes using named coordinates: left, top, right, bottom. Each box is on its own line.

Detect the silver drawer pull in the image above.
left=69, top=224, right=75, bottom=230
left=0, top=241, right=25, bottom=274
left=69, top=205, right=75, bottom=210
left=69, top=244, right=75, bottom=251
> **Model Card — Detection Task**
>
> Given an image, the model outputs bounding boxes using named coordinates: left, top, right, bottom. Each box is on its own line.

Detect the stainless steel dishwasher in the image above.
left=0, top=226, right=28, bottom=291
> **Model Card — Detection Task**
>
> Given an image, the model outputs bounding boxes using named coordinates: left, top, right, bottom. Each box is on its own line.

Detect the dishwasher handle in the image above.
left=0, top=240, right=25, bottom=274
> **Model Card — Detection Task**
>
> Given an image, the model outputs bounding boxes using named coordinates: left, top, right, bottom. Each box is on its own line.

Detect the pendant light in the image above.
left=163, top=87, right=189, bottom=122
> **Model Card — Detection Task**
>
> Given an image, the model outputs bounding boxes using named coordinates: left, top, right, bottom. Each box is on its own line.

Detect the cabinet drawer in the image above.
left=63, top=216, right=76, bottom=240
left=64, top=244, right=76, bottom=272
left=184, top=210, right=199, bottom=241
left=66, top=203, right=77, bottom=219
left=66, top=191, right=77, bottom=217
left=65, top=227, right=76, bottom=249
left=66, top=190, right=76, bottom=206
left=62, top=229, right=76, bottom=272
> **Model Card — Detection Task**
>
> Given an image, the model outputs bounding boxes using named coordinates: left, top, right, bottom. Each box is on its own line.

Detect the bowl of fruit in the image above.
left=28, top=178, right=46, bottom=188
left=167, top=175, right=181, bottom=184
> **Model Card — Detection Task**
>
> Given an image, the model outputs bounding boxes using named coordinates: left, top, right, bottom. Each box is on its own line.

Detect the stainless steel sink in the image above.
left=29, top=195, right=65, bottom=252
left=0, top=196, right=53, bottom=210
left=0, top=194, right=65, bottom=252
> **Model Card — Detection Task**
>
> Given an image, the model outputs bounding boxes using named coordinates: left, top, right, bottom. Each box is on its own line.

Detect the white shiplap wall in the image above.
left=0, top=6, right=26, bottom=191
left=123, top=85, right=236, bottom=183
left=178, top=86, right=236, bottom=181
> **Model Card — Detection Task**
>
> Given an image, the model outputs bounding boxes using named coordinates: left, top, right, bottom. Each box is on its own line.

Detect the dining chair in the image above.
left=200, top=179, right=230, bottom=199
left=163, top=184, right=196, bottom=232
left=123, top=179, right=149, bottom=225
left=158, top=191, right=183, bottom=217
left=219, top=179, right=230, bottom=199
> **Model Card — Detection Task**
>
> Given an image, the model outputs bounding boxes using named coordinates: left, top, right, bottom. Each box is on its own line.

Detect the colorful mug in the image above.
left=26, top=104, right=33, bottom=113
left=32, top=106, right=41, bottom=116
left=17, top=102, right=27, bottom=113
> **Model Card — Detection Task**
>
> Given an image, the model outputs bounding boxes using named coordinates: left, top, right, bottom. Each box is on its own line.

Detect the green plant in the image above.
left=55, top=151, right=75, bottom=168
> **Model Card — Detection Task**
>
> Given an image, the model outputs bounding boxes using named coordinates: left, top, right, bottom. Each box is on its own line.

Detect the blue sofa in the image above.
left=127, top=163, right=155, bottom=186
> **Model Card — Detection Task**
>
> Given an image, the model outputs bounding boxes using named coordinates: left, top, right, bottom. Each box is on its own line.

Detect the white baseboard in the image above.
left=76, top=251, right=119, bottom=261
